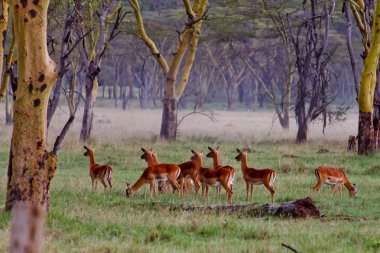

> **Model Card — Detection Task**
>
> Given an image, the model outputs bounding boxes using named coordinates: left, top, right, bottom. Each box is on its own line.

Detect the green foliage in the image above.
left=0, top=139, right=380, bottom=252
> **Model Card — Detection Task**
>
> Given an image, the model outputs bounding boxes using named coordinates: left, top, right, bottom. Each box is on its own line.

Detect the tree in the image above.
left=6, top=0, right=59, bottom=252
left=356, top=0, right=380, bottom=154
left=129, top=0, right=208, bottom=139
left=0, top=0, right=10, bottom=101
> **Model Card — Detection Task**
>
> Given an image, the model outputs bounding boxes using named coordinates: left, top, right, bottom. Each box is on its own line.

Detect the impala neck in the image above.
left=212, top=154, right=219, bottom=168
left=152, top=155, right=159, bottom=165
left=195, top=157, right=203, bottom=170
left=131, top=176, right=147, bottom=191
left=89, top=151, right=96, bottom=167
left=241, top=155, right=248, bottom=172
left=147, top=156, right=156, bottom=166
left=343, top=178, right=354, bottom=190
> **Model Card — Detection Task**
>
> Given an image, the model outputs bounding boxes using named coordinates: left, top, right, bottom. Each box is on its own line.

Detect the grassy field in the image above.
left=1, top=138, right=380, bottom=252
left=0, top=107, right=380, bottom=252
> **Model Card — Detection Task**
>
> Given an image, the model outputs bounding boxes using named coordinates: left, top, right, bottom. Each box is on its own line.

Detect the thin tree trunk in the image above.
left=80, top=78, right=94, bottom=142
left=160, top=98, right=177, bottom=139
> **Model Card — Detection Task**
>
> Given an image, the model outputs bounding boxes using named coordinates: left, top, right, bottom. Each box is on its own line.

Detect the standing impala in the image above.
left=141, top=148, right=199, bottom=194
left=83, top=146, right=113, bottom=192
left=312, top=166, right=357, bottom=197
left=191, top=150, right=233, bottom=204
left=235, top=149, right=276, bottom=203
left=126, top=155, right=182, bottom=197
left=206, top=146, right=234, bottom=195
left=140, top=148, right=168, bottom=193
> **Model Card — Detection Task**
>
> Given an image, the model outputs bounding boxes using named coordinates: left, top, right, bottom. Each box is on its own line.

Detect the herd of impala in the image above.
left=83, top=145, right=358, bottom=205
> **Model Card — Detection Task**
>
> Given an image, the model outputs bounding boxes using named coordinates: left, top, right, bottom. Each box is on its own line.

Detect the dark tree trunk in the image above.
left=122, top=85, right=127, bottom=110
left=80, top=79, right=94, bottom=142
left=279, top=116, right=290, bottom=129
left=358, top=112, right=374, bottom=155
left=160, top=98, right=177, bottom=139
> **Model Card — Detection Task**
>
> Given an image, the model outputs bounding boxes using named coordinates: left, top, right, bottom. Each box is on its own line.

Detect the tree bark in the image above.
left=0, top=0, right=9, bottom=101
left=7, top=0, right=58, bottom=252
left=358, top=112, right=374, bottom=154
left=80, top=78, right=95, bottom=142
left=160, top=98, right=177, bottom=139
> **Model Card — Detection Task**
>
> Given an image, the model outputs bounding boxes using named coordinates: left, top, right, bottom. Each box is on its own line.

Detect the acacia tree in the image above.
left=355, top=0, right=380, bottom=154
left=0, top=0, right=10, bottom=101
left=6, top=0, right=59, bottom=251
left=129, top=0, right=208, bottom=139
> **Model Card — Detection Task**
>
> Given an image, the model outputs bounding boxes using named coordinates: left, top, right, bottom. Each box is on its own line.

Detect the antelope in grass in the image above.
left=141, top=148, right=199, bottom=194
left=347, top=135, right=356, bottom=151
left=312, top=166, right=357, bottom=197
left=191, top=150, right=233, bottom=204
left=83, top=146, right=113, bottom=192
left=235, top=149, right=276, bottom=203
left=126, top=154, right=182, bottom=197
left=206, top=146, right=235, bottom=196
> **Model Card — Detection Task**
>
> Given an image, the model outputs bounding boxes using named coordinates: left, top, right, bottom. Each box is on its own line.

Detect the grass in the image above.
left=1, top=137, right=380, bottom=252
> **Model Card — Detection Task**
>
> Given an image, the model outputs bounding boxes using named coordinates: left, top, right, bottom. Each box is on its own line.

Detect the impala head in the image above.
left=83, top=146, right=93, bottom=156
left=125, top=182, right=134, bottom=197
left=349, top=184, right=358, bottom=197
left=140, top=148, right=155, bottom=161
left=190, top=150, right=202, bottom=163
left=206, top=146, right=219, bottom=158
left=235, top=148, right=247, bottom=161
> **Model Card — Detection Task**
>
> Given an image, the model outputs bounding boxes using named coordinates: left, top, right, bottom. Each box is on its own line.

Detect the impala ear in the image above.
left=84, top=145, right=89, bottom=150
left=191, top=149, right=196, bottom=154
left=237, top=148, right=241, bottom=153
left=141, top=148, right=147, bottom=153
left=216, top=146, right=219, bottom=150
left=208, top=146, right=213, bottom=151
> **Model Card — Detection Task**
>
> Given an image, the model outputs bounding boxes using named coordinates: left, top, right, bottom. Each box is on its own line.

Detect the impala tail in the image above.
left=175, top=167, right=181, bottom=179
left=270, top=171, right=276, bottom=187
left=229, top=169, right=235, bottom=187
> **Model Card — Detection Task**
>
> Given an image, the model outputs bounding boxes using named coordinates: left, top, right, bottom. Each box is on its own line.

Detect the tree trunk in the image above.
left=279, top=116, right=289, bottom=129
left=358, top=112, right=374, bottom=154
left=7, top=0, right=58, bottom=252
left=80, top=78, right=94, bottom=142
left=5, top=85, right=12, bottom=124
left=160, top=98, right=177, bottom=139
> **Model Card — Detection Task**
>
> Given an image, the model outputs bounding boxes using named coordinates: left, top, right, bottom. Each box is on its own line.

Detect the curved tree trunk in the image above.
left=357, top=2, right=380, bottom=155
left=7, top=1, right=58, bottom=252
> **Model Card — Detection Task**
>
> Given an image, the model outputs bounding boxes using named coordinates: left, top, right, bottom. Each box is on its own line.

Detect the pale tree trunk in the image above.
left=0, top=0, right=9, bottom=101
left=357, top=2, right=380, bottom=154
left=7, top=1, right=58, bottom=253
left=80, top=76, right=96, bottom=142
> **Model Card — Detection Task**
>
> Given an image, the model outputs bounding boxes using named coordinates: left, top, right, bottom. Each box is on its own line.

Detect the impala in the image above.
left=206, top=146, right=235, bottom=195
left=235, top=149, right=276, bottom=203
left=312, top=166, right=357, bottom=197
left=140, top=148, right=168, bottom=193
left=191, top=150, right=233, bottom=204
left=347, top=135, right=356, bottom=151
left=126, top=156, right=181, bottom=197
left=141, top=148, right=199, bottom=194
left=83, top=146, right=113, bottom=192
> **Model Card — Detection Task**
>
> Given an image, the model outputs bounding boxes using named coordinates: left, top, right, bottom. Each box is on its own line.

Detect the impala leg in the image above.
left=250, top=184, right=254, bottom=201
left=330, top=185, right=335, bottom=195
left=263, top=181, right=275, bottom=204
left=312, top=180, right=324, bottom=198
left=168, top=177, right=181, bottom=196
left=246, top=183, right=249, bottom=201
left=205, top=186, right=209, bottom=205
left=338, top=183, right=343, bottom=197
left=191, top=175, right=200, bottom=197
left=100, top=179, right=107, bottom=192
left=91, top=178, right=95, bottom=192
left=220, top=179, right=233, bottom=205
left=107, top=178, right=112, bottom=192
left=149, top=180, right=155, bottom=197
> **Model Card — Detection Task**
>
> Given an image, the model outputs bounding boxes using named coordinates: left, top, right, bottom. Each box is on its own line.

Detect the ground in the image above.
left=0, top=106, right=379, bottom=252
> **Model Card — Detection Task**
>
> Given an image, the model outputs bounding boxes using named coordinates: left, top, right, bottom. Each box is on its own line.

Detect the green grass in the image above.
left=1, top=139, right=380, bottom=252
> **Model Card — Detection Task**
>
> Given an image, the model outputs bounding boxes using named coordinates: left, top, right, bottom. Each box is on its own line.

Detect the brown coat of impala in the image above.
left=235, top=149, right=276, bottom=203
left=191, top=150, right=233, bottom=204
left=126, top=151, right=182, bottom=197
left=83, top=146, right=113, bottom=192
left=206, top=146, right=234, bottom=195
left=312, top=166, right=357, bottom=197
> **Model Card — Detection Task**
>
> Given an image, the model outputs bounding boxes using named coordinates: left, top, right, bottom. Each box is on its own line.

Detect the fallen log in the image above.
left=176, top=197, right=320, bottom=218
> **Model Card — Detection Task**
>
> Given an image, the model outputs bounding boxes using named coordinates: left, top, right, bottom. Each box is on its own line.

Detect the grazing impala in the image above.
left=191, top=150, right=233, bottom=204
left=125, top=157, right=182, bottom=197
left=312, top=166, right=357, bottom=197
left=235, top=149, right=276, bottom=203
left=206, top=146, right=235, bottom=195
left=83, top=146, right=113, bottom=192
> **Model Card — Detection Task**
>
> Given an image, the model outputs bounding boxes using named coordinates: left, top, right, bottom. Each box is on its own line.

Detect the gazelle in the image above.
left=141, top=148, right=199, bottom=194
left=125, top=157, right=182, bottom=197
left=206, top=146, right=235, bottom=195
left=235, top=149, right=276, bottom=203
left=191, top=150, right=233, bottom=204
left=312, top=166, right=357, bottom=197
left=83, top=146, right=113, bottom=192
